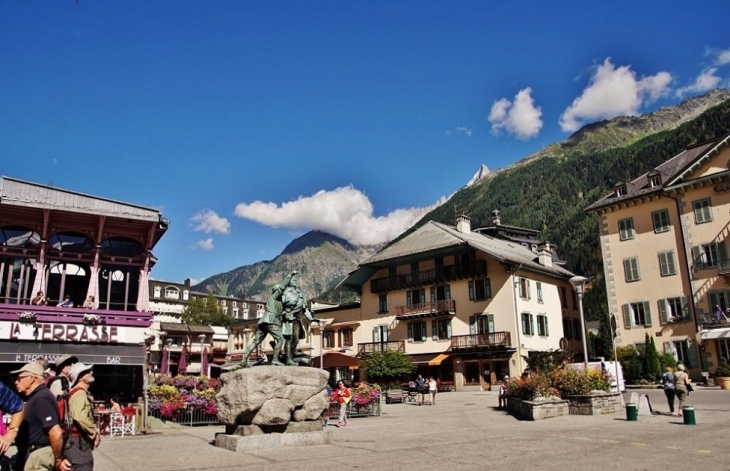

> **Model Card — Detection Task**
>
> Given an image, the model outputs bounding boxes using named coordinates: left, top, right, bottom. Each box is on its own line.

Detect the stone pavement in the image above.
left=93, top=387, right=730, bottom=471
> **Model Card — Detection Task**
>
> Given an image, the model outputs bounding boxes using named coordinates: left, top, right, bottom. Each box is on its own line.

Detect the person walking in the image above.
left=661, top=367, right=676, bottom=415
left=334, top=381, right=350, bottom=427
left=673, top=364, right=691, bottom=417
left=0, top=379, right=25, bottom=470
left=11, top=362, right=70, bottom=471
left=49, top=355, right=78, bottom=399
left=415, top=375, right=426, bottom=406
left=428, top=376, right=437, bottom=405
left=63, top=363, right=100, bottom=471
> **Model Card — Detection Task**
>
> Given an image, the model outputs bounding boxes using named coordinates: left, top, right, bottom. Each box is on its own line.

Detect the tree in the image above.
left=642, top=333, right=661, bottom=381
left=359, top=350, right=415, bottom=387
left=596, top=310, right=615, bottom=361
left=181, top=293, right=233, bottom=327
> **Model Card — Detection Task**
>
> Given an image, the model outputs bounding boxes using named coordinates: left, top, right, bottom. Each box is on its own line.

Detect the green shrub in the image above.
left=716, top=357, right=730, bottom=377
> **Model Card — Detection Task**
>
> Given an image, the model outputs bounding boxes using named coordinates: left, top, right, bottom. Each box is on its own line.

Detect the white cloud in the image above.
left=559, top=58, right=672, bottom=132
left=716, top=48, right=730, bottom=66
left=488, top=87, right=543, bottom=140
left=456, top=126, right=472, bottom=137
left=190, top=209, right=230, bottom=234
left=676, top=67, right=721, bottom=97
left=196, top=238, right=214, bottom=250
left=233, top=185, right=446, bottom=247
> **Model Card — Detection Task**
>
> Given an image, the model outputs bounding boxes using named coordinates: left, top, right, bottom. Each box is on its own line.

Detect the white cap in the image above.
left=69, top=363, right=93, bottom=385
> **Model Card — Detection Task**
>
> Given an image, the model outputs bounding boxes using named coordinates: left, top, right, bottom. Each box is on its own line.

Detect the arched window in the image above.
left=0, top=227, right=41, bottom=247
left=50, top=261, right=86, bottom=276
left=48, top=232, right=94, bottom=252
left=101, top=237, right=144, bottom=257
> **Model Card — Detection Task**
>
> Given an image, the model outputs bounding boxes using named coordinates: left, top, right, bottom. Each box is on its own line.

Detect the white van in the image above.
left=570, top=360, right=625, bottom=393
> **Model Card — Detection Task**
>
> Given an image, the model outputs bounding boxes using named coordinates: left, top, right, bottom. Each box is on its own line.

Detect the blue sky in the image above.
left=2, top=1, right=729, bottom=284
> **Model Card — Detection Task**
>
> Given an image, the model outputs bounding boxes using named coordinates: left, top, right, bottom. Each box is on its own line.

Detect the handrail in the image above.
left=0, top=302, right=152, bottom=327
left=395, top=299, right=455, bottom=317
left=450, top=332, right=511, bottom=349
left=370, top=260, right=487, bottom=293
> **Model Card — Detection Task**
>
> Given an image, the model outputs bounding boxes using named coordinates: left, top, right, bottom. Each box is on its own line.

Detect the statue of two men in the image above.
left=239, top=271, right=319, bottom=367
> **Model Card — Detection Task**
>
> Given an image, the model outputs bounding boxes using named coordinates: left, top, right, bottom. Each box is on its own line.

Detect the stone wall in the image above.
left=565, top=392, right=623, bottom=415
left=507, top=397, right=569, bottom=421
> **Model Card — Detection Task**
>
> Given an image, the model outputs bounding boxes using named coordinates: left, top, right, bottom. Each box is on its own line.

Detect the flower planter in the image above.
left=716, top=377, right=730, bottom=390
left=507, top=397, right=569, bottom=421
left=564, top=392, right=623, bottom=415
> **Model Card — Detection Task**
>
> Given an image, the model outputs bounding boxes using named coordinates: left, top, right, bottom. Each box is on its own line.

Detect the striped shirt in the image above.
left=0, top=382, right=24, bottom=414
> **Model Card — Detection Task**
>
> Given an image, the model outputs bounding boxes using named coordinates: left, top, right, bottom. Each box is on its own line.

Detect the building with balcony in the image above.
left=586, top=132, right=730, bottom=379
left=310, top=213, right=583, bottom=390
left=0, top=176, right=168, bottom=401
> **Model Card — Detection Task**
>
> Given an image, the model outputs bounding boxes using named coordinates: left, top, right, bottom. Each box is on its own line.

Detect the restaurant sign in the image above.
left=0, top=321, right=137, bottom=344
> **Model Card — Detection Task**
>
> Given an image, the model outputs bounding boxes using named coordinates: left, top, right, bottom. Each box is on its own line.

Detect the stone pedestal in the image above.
left=507, top=397, right=569, bottom=421
left=215, top=430, right=333, bottom=452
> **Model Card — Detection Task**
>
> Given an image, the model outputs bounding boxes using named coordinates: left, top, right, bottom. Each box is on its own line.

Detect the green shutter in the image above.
left=469, top=315, right=476, bottom=335
left=468, top=281, right=475, bottom=300
left=680, top=296, right=689, bottom=321
left=623, top=259, right=631, bottom=281
left=545, top=316, right=549, bottom=336
left=687, top=343, right=698, bottom=368
left=521, top=314, right=527, bottom=335
left=691, top=246, right=702, bottom=270
left=643, top=301, right=652, bottom=327
left=407, top=323, right=413, bottom=341
left=526, top=280, right=531, bottom=300
left=719, top=241, right=728, bottom=264
left=709, top=292, right=720, bottom=313
left=622, top=304, right=631, bottom=329
left=658, top=299, right=668, bottom=324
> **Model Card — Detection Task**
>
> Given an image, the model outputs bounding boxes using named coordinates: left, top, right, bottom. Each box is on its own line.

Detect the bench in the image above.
left=385, top=390, right=405, bottom=404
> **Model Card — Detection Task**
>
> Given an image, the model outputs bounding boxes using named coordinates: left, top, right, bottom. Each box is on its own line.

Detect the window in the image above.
left=652, top=210, right=670, bottom=233
left=232, top=301, right=237, bottom=308
left=658, top=297, right=688, bottom=324
left=407, top=321, right=427, bottom=342
left=560, top=287, right=567, bottom=309
left=536, top=282, right=543, bottom=302
left=673, top=340, right=697, bottom=368
left=372, top=325, right=389, bottom=343
left=221, top=300, right=226, bottom=306
left=406, top=289, right=425, bottom=308
left=469, top=314, right=494, bottom=335
left=378, top=294, right=388, bottom=313
left=323, top=331, right=335, bottom=349
left=623, top=257, right=641, bottom=282
left=693, top=198, right=712, bottom=224
left=571, top=290, right=578, bottom=310
left=468, top=279, right=492, bottom=301
left=521, top=312, right=534, bottom=336
left=563, top=319, right=573, bottom=339
left=708, top=290, right=730, bottom=314
left=537, top=315, right=549, bottom=336
left=153, top=286, right=161, bottom=298
left=232, top=308, right=239, bottom=319
left=182, top=290, right=189, bottom=301
left=222, top=307, right=228, bottom=315
left=692, top=242, right=728, bottom=270
left=622, top=301, right=652, bottom=328
left=339, top=328, right=353, bottom=347
left=573, top=319, right=582, bottom=340
left=243, top=308, right=249, bottom=319
left=649, top=174, right=661, bottom=188
left=518, top=278, right=531, bottom=300
left=432, top=318, right=452, bottom=340
left=658, top=251, right=677, bottom=276
left=164, top=287, right=180, bottom=299
left=615, top=185, right=627, bottom=197
left=410, top=262, right=420, bottom=283
left=619, top=218, right=635, bottom=240
left=242, top=302, right=248, bottom=309
left=718, top=339, right=730, bottom=365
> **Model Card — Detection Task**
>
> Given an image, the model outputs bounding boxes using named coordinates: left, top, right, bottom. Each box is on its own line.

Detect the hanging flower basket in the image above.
left=18, top=312, right=36, bottom=324
left=83, top=313, right=100, bottom=325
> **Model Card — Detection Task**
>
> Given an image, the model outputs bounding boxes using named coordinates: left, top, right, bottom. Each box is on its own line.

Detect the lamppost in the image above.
left=198, top=334, right=206, bottom=376
left=166, top=338, right=173, bottom=374
left=569, top=275, right=589, bottom=368
left=319, top=326, right=325, bottom=370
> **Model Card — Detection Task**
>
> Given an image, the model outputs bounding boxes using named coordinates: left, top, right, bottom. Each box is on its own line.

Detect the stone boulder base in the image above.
left=217, top=366, right=329, bottom=428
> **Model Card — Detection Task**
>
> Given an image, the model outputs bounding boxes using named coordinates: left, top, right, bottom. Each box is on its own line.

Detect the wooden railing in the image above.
left=357, top=340, right=406, bottom=356
left=396, top=299, right=456, bottom=317
left=0, top=303, right=152, bottom=327
left=450, top=332, right=511, bottom=350
left=370, top=260, right=487, bottom=293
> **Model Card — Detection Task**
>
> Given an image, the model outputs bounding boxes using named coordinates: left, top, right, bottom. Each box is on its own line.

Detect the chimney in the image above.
left=537, top=242, right=552, bottom=267
left=456, top=214, right=471, bottom=233
left=491, top=209, right=501, bottom=225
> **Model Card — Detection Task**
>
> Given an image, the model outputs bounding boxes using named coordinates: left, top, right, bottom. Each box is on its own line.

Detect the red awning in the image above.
left=311, top=352, right=360, bottom=369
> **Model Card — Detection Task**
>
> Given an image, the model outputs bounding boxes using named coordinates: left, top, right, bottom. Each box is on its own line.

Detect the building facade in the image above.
left=586, top=133, right=730, bottom=379
left=310, top=214, right=584, bottom=390
left=0, top=176, right=168, bottom=401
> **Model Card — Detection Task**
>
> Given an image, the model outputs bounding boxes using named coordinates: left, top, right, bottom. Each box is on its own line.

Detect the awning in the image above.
left=329, top=321, right=361, bottom=328
left=311, top=352, right=360, bottom=369
left=159, top=323, right=215, bottom=335
left=0, top=342, right=145, bottom=365
left=699, top=328, right=730, bottom=340
left=409, top=353, right=451, bottom=365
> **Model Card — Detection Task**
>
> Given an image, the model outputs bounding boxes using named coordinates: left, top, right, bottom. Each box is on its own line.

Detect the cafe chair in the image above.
left=121, top=407, right=136, bottom=436
left=108, top=412, right=126, bottom=437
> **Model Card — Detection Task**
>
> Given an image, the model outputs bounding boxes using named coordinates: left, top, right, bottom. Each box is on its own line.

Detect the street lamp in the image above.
left=569, top=275, right=589, bottom=368
left=198, top=334, right=206, bottom=376
left=320, top=326, right=325, bottom=370
left=166, top=338, right=173, bottom=374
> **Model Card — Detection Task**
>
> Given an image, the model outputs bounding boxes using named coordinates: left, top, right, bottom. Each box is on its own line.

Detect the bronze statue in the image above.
left=280, top=272, right=320, bottom=365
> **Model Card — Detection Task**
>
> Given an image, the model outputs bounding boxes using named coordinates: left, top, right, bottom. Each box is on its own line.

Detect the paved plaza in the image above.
left=93, top=387, right=729, bottom=471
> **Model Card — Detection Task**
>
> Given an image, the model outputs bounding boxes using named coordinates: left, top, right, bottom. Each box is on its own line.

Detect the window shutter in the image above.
left=407, top=323, right=413, bottom=342
left=421, top=322, right=427, bottom=339
left=545, top=317, right=549, bottom=336
left=527, top=280, right=531, bottom=300
left=382, top=327, right=388, bottom=342
left=446, top=320, right=452, bottom=338
left=680, top=296, right=689, bottom=321
left=445, top=285, right=451, bottom=299
left=709, top=292, right=720, bottom=313
left=521, top=314, right=527, bottom=335
left=691, top=246, right=702, bottom=270
left=485, top=279, right=491, bottom=298
left=373, top=326, right=380, bottom=343
left=419, top=289, right=426, bottom=304
left=643, top=301, right=652, bottom=327
left=622, top=304, right=631, bottom=329
left=623, top=259, right=631, bottom=281
left=718, top=241, right=728, bottom=264
left=469, top=315, right=476, bottom=335
left=658, top=252, right=667, bottom=275
left=430, top=287, right=436, bottom=303
left=667, top=251, right=676, bottom=275
left=487, top=314, right=495, bottom=333
left=658, top=299, right=668, bottom=324
left=468, top=281, right=475, bottom=301
left=687, top=343, right=698, bottom=368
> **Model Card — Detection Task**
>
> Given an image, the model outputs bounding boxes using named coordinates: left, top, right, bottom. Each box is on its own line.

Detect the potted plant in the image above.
left=715, top=357, right=730, bottom=390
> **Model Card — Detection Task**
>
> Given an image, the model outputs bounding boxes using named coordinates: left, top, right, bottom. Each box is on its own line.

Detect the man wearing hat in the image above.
left=11, top=363, right=69, bottom=471
left=63, top=363, right=99, bottom=471
left=48, top=356, right=77, bottom=400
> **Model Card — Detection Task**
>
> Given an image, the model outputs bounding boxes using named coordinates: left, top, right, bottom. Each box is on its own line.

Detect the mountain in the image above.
left=192, top=231, right=374, bottom=302
left=194, top=90, right=730, bottom=309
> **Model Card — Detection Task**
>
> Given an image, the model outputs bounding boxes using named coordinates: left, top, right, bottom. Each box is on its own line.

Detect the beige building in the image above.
left=310, top=213, right=584, bottom=390
left=586, top=132, right=730, bottom=379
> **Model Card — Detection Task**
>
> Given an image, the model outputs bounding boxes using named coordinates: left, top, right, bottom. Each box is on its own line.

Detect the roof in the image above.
left=585, top=133, right=730, bottom=213
left=159, top=323, right=215, bottom=335
left=339, top=221, right=574, bottom=290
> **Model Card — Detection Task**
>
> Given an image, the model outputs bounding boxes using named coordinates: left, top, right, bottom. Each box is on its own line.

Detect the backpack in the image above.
left=50, top=377, right=83, bottom=440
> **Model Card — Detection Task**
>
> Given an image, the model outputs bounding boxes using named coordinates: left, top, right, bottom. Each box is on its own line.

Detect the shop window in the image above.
left=49, top=232, right=94, bottom=252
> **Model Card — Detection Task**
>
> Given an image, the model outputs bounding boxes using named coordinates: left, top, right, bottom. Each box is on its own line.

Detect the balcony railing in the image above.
left=395, top=299, right=456, bottom=317
left=370, top=260, right=487, bottom=293
left=357, top=340, right=406, bottom=356
left=0, top=303, right=152, bottom=327
left=718, top=259, right=730, bottom=276
left=450, top=332, right=511, bottom=350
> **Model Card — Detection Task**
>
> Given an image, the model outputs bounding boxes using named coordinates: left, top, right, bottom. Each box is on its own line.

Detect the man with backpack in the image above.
left=48, top=356, right=77, bottom=400
left=62, top=363, right=99, bottom=471
left=11, top=363, right=70, bottom=471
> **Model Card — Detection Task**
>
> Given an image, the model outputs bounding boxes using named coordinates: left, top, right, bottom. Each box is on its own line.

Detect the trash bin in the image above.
left=682, top=406, right=696, bottom=425
left=626, top=403, right=638, bottom=421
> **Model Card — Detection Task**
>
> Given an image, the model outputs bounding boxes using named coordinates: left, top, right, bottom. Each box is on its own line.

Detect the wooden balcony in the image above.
left=370, top=260, right=487, bottom=293
left=450, top=332, right=511, bottom=351
left=395, top=299, right=456, bottom=318
left=357, top=340, right=406, bottom=356
left=0, top=303, right=152, bottom=327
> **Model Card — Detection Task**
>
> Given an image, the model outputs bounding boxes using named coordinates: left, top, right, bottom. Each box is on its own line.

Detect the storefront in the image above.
left=453, top=349, right=515, bottom=390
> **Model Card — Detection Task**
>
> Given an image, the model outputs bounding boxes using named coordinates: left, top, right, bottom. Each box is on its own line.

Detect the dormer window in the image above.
left=649, top=174, right=661, bottom=188
left=615, top=184, right=627, bottom=197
